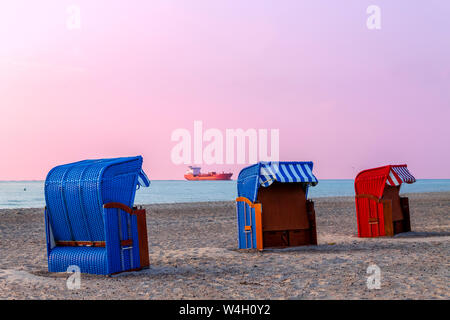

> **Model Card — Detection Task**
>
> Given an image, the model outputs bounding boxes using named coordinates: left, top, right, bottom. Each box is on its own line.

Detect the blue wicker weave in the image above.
left=44, top=156, right=150, bottom=275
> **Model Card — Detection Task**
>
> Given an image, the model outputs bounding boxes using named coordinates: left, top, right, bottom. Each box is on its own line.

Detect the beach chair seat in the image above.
left=48, top=247, right=108, bottom=274
left=44, top=156, right=150, bottom=275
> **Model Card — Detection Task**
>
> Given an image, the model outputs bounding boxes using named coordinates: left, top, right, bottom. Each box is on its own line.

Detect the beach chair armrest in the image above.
left=102, top=202, right=138, bottom=246
left=236, top=197, right=263, bottom=250
left=103, top=202, right=134, bottom=215
left=103, top=202, right=146, bottom=273
left=236, top=197, right=257, bottom=207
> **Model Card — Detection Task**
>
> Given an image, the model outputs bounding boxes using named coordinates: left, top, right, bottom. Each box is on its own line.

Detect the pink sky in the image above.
left=1, top=1, right=449, bottom=180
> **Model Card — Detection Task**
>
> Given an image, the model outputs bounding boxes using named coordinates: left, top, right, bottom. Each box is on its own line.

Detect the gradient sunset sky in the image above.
left=1, top=1, right=449, bottom=180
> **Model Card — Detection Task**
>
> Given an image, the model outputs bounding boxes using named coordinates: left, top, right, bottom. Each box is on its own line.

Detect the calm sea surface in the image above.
left=1, top=179, right=450, bottom=209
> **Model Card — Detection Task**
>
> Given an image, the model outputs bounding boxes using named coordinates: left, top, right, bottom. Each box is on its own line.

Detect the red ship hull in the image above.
left=184, top=173, right=233, bottom=181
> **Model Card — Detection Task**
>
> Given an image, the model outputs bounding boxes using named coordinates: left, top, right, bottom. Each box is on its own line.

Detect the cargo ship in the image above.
left=184, top=166, right=233, bottom=181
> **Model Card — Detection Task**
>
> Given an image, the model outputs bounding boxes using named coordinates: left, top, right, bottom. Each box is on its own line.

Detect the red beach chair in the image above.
left=354, top=164, right=416, bottom=237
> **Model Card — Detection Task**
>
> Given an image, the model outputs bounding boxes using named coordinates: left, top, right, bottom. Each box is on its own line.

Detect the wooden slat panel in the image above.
left=289, top=230, right=310, bottom=246
left=56, top=240, right=132, bottom=247
left=263, top=231, right=289, bottom=248
left=394, top=221, right=405, bottom=234
left=382, top=186, right=403, bottom=221
left=257, top=182, right=309, bottom=231
left=254, top=203, right=263, bottom=251
left=134, top=209, right=150, bottom=268
left=56, top=240, right=105, bottom=247
left=306, top=200, right=317, bottom=245
left=382, top=200, right=394, bottom=236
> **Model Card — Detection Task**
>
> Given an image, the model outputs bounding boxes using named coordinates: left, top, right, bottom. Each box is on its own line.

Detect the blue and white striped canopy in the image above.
left=237, top=161, right=318, bottom=202
left=259, top=162, right=318, bottom=187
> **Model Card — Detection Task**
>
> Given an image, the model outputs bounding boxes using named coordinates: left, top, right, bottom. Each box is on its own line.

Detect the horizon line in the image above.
left=1, top=178, right=450, bottom=182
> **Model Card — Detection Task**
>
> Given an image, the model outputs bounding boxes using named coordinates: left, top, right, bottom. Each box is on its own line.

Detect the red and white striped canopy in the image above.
left=386, top=166, right=416, bottom=186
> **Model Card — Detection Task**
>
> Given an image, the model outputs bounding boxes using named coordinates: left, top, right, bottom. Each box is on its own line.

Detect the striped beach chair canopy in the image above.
left=237, top=161, right=319, bottom=202
left=386, top=165, right=416, bottom=186
left=355, top=164, right=416, bottom=199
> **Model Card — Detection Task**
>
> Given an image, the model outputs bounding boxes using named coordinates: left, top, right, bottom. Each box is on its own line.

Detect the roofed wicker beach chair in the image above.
left=354, top=164, right=416, bottom=237
left=44, top=156, right=150, bottom=275
left=236, top=161, right=319, bottom=250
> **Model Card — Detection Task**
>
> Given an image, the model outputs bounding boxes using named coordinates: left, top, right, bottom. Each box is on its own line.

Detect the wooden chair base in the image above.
left=261, top=200, right=318, bottom=248
left=385, top=197, right=411, bottom=236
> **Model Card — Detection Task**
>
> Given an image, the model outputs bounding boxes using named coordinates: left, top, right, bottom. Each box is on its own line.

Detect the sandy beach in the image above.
left=0, top=192, right=448, bottom=300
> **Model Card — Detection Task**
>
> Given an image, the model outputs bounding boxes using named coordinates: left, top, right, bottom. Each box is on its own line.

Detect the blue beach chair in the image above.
left=44, top=156, right=150, bottom=275
left=236, top=161, right=319, bottom=250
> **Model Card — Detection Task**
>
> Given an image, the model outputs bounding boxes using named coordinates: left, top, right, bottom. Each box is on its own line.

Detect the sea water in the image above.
left=1, top=179, right=450, bottom=209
